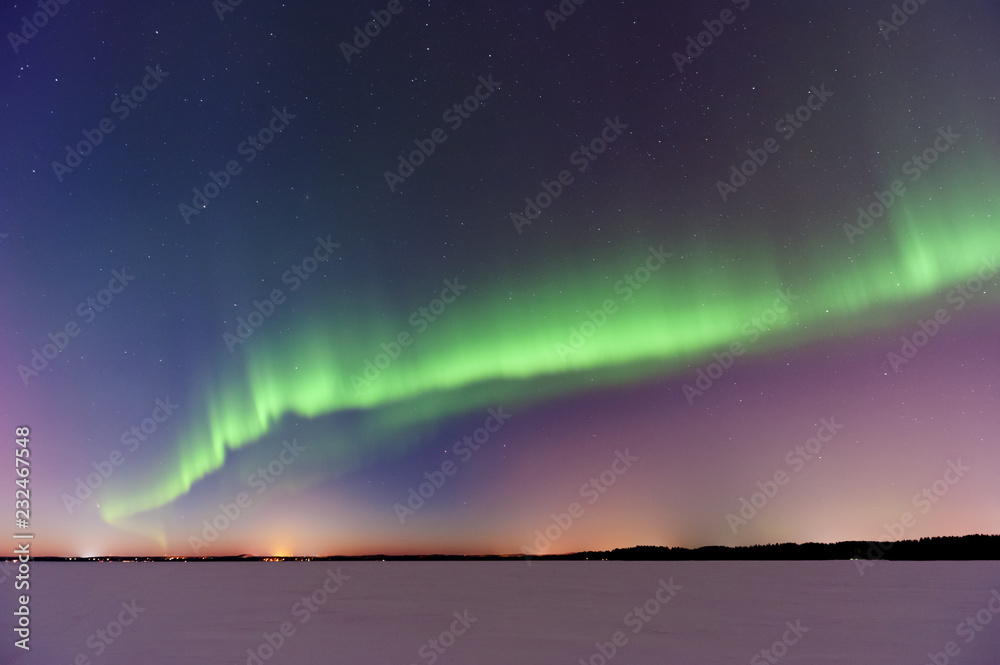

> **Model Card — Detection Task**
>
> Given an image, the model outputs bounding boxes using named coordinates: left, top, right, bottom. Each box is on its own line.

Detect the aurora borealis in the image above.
left=3, top=0, right=1000, bottom=557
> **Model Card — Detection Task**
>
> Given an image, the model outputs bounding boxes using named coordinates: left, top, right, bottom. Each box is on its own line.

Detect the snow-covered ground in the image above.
left=5, top=560, right=1000, bottom=664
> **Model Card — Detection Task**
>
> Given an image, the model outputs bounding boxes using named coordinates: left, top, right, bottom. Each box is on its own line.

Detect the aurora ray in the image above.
left=98, top=171, right=1000, bottom=525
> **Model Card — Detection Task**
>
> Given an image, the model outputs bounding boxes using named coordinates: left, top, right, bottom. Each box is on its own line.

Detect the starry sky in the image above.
left=3, top=0, right=1000, bottom=557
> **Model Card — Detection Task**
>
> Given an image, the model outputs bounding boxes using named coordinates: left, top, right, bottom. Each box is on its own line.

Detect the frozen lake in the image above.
left=5, top=560, right=1000, bottom=664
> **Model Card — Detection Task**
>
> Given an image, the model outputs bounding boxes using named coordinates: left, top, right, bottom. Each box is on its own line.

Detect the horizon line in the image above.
left=12, top=533, right=999, bottom=561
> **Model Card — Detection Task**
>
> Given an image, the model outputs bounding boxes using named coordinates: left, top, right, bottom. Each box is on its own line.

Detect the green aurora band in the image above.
left=100, top=175, right=1000, bottom=525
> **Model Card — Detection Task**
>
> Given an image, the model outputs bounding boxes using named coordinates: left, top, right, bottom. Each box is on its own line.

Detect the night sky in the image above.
left=3, top=0, right=999, bottom=557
